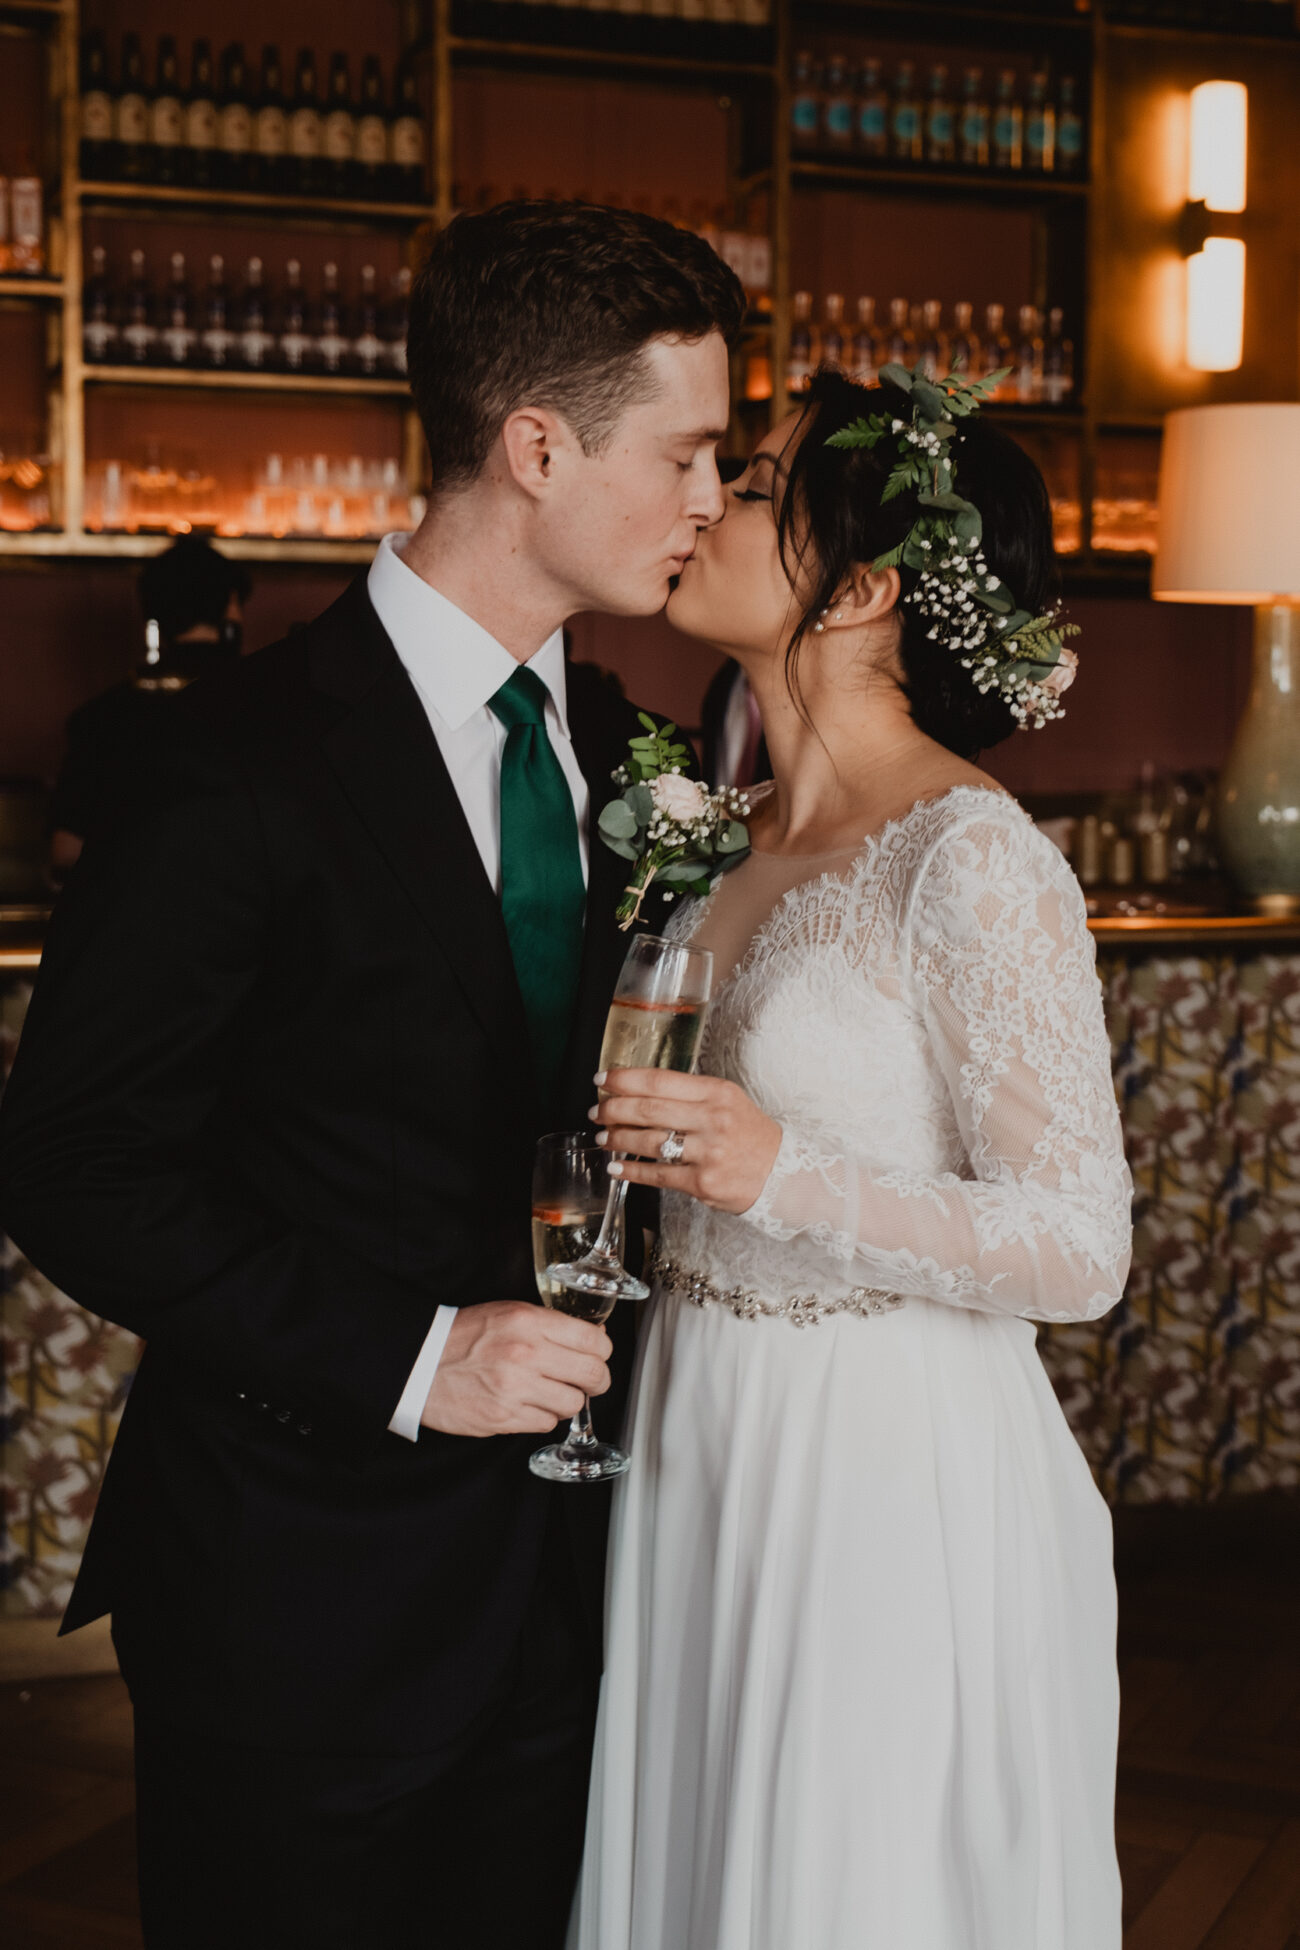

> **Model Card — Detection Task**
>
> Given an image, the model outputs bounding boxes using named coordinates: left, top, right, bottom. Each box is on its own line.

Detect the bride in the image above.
left=570, top=369, right=1132, bottom=1950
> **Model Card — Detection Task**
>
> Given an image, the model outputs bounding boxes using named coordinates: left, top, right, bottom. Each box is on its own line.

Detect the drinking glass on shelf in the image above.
left=547, top=932, right=714, bottom=1310
left=529, top=1132, right=628, bottom=1484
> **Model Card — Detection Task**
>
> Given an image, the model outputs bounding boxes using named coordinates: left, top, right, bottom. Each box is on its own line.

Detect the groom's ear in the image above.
left=822, top=562, right=901, bottom=632
left=500, top=406, right=571, bottom=500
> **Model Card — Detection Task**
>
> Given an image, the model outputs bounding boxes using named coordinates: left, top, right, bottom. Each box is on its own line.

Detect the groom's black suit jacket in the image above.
left=0, top=576, right=659, bottom=1756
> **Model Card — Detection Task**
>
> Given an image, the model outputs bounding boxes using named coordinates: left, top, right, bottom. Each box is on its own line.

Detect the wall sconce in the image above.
left=1182, top=79, right=1248, bottom=372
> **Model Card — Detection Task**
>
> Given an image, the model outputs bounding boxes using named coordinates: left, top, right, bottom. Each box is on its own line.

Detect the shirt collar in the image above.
left=367, top=532, right=570, bottom=737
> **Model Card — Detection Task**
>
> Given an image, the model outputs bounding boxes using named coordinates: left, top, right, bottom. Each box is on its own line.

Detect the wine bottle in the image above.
left=1025, top=71, right=1055, bottom=173
left=353, top=264, right=383, bottom=374
left=252, top=47, right=288, bottom=195
left=885, top=295, right=915, bottom=365
left=354, top=56, right=387, bottom=200
left=1042, top=307, right=1074, bottom=404
left=200, top=254, right=234, bottom=368
left=821, top=292, right=846, bottom=370
left=120, top=248, right=157, bottom=365
left=856, top=58, right=889, bottom=159
left=789, top=51, right=821, bottom=150
left=1014, top=304, right=1043, bottom=402
left=185, top=40, right=219, bottom=190
left=925, top=66, right=955, bottom=166
left=382, top=265, right=410, bottom=376
left=993, top=70, right=1023, bottom=172
left=79, top=30, right=116, bottom=182
left=948, top=300, right=981, bottom=378
left=160, top=251, right=196, bottom=367
left=850, top=295, right=879, bottom=384
left=959, top=68, right=990, bottom=170
left=82, top=244, right=119, bottom=363
left=237, top=256, right=274, bottom=369
left=150, top=36, right=185, bottom=186
left=323, top=52, right=356, bottom=198
left=891, top=61, right=923, bottom=164
left=822, top=55, right=854, bottom=152
left=314, top=260, right=347, bottom=374
left=115, top=32, right=150, bottom=184
left=388, top=63, right=423, bottom=202
left=918, top=299, right=947, bottom=380
left=218, top=44, right=254, bottom=192
left=786, top=289, right=814, bottom=396
left=277, top=257, right=311, bottom=370
left=984, top=302, right=1013, bottom=398
left=1056, top=77, right=1084, bottom=177
left=290, top=49, right=323, bottom=197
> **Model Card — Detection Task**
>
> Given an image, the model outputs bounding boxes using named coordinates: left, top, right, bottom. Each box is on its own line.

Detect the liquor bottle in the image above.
left=7, top=167, right=44, bottom=274
left=383, top=266, right=411, bottom=375
left=115, top=32, right=150, bottom=184
left=218, top=44, right=254, bottom=192
left=821, top=292, right=846, bottom=370
left=150, top=36, right=185, bottom=186
left=856, top=58, right=889, bottom=159
left=885, top=295, right=915, bottom=365
left=925, top=66, right=955, bottom=166
left=290, top=49, right=323, bottom=197
left=82, top=245, right=119, bottom=363
left=850, top=295, right=880, bottom=384
left=323, top=52, right=356, bottom=199
left=891, top=62, right=923, bottom=164
left=1025, top=72, right=1055, bottom=173
left=1056, top=77, right=1084, bottom=177
left=199, top=254, right=234, bottom=367
left=918, top=298, right=947, bottom=379
left=315, top=261, right=348, bottom=373
left=1014, top=304, right=1043, bottom=402
left=984, top=302, right=1013, bottom=395
left=993, top=71, right=1023, bottom=172
left=786, top=290, right=815, bottom=395
left=236, top=257, right=274, bottom=369
left=277, top=257, right=312, bottom=370
left=80, top=30, right=116, bottom=181
left=253, top=47, right=288, bottom=194
left=353, top=264, right=383, bottom=374
left=354, top=56, right=388, bottom=200
left=388, top=63, right=424, bottom=201
left=120, top=248, right=157, bottom=365
left=185, top=40, right=219, bottom=190
left=1042, top=307, right=1074, bottom=403
left=160, top=252, right=196, bottom=367
left=822, top=56, right=854, bottom=151
left=959, top=68, right=989, bottom=169
left=790, top=52, right=821, bottom=149
left=948, top=300, right=981, bottom=378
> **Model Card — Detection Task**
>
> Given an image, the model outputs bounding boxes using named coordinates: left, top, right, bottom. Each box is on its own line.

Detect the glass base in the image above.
left=529, top=1438, right=631, bottom=1483
left=548, top=1258, right=650, bottom=1304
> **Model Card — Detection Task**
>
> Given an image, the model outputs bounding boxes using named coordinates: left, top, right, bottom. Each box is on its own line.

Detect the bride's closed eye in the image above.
left=732, top=487, right=771, bottom=504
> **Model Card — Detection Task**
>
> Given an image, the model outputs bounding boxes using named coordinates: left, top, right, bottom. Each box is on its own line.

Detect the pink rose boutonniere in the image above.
left=599, top=714, right=751, bottom=930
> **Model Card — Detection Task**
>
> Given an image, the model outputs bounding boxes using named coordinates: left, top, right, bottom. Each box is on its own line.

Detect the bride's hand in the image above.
left=590, top=1068, right=783, bottom=1216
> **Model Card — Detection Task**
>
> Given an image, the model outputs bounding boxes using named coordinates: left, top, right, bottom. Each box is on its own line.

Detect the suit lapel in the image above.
left=312, top=579, right=532, bottom=1071
left=559, top=676, right=632, bottom=1123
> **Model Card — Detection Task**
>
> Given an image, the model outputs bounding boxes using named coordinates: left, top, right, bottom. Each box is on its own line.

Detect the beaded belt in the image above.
left=650, top=1252, right=907, bottom=1328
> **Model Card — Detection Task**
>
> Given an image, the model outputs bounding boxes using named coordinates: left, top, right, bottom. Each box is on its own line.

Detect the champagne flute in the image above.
left=548, top=933, right=714, bottom=1309
left=529, top=1133, right=628, bottom=1483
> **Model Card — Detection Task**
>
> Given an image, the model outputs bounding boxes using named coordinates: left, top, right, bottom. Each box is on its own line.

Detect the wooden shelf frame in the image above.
left=79, top=181, right=436, bottom=229
left=82, top=365, right=411, bottom=399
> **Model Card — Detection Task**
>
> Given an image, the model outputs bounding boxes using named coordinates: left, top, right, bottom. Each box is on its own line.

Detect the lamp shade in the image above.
left=1153, top=403, right=1300, bottom=603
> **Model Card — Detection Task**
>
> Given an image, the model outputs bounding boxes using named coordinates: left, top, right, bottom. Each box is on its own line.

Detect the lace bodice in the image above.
left=662, top=784, right=1132, bottom=1325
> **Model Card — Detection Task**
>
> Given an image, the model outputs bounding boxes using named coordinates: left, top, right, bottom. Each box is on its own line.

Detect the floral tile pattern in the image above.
left=4, top=948, right=1300, bottom=1615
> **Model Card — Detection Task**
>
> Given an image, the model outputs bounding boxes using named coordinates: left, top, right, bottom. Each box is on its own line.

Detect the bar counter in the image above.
left=3, top=904, right=1299, bottom=1616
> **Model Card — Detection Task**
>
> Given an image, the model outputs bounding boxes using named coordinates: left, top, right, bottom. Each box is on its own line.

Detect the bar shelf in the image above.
left=81, top=366, right=410, bottom=399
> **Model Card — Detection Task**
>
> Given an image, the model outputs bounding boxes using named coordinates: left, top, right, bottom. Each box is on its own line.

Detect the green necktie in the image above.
left=488, top=664, right=586, bottom=1103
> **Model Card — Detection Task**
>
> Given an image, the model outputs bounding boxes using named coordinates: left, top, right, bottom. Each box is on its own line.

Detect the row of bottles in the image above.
left=0, top=168, right=45, bottom=276
left=82, top=247, right=411, bottom=377
left=786, top=295, right=1076, bottom=405
left=791, top=54, right=1085, bottom=175
left=470, top=0, right=772, bottom=20
left=79, top=32, right=425, bottom=201
left=85, top=449, right=421, bottom=540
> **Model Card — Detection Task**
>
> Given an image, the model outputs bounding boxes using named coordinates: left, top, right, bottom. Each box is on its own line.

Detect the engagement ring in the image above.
left=659, top=1130, right=686, bottom=1165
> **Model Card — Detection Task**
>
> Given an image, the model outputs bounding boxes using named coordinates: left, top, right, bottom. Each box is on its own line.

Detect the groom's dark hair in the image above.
left=407, top=200, right=747, bottom=493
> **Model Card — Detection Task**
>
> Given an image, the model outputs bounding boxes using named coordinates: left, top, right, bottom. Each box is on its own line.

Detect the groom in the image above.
left=0, top=202, right=742, bottom=1948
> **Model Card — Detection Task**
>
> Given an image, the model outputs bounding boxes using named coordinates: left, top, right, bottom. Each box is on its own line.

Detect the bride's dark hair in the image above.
left=775, top=368, right=1058, bottom=759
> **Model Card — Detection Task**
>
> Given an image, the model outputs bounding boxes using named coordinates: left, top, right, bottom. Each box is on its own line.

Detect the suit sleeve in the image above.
left=0, top=712, right=437, bottom=1461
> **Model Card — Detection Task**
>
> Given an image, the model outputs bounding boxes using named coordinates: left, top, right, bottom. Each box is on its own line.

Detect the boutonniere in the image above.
left=598, top=714, right=751, bottom=930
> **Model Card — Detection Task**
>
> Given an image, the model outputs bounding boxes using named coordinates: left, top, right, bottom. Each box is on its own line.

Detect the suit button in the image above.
left=255, top=1402, right=269, bottom=1413
left=275, top=1408, right=291, bottom=1424
left=296, top=1421, right=312, bottom=1436
left=236, top=1391, right=247, bottom=1402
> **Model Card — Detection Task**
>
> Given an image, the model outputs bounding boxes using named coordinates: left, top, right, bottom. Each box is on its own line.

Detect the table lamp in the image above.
left=1153, top=403, right=1300, bottom=916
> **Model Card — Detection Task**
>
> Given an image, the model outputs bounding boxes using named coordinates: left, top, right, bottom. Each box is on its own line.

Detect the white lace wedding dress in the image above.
left=570, top=784, right=1132, bottom=1950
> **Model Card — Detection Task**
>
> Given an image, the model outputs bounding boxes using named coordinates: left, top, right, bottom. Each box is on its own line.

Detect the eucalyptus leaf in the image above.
left=717, top=821, right=750, bottom=853
left=658, top=857, right=713, bottom=885
left=601, top=836, right=638, bottom=862
left=878, top=362, right=913, bottom=391
left=598, top=799, right=640, bottom=841
left=628, top=783, right=655, bottom=824
left=910, top=378, right=947, bottom=420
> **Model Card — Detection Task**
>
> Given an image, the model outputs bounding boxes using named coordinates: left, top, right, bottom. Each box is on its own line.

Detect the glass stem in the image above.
left=591, top=1169, right=630, bottom=1262
left=563, top=1396, right=597, bottom=1455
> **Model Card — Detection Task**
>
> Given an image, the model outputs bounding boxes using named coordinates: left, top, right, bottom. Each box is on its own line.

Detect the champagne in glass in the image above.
left=529, top=1134, right=628, bottom=1483
left=548, top=933, right=713, bottom=1310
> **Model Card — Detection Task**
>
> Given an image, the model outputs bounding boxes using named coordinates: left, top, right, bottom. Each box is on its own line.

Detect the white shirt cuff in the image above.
left=387, top=1305, right=459, bottom=1441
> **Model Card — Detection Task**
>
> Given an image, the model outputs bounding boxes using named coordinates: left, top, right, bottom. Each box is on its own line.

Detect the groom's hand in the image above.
left=421, top=1302, right=612, bottom=1438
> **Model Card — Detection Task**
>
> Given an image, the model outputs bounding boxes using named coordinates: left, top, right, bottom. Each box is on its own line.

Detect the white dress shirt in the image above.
left=366, top=532, right=591, bottom=1439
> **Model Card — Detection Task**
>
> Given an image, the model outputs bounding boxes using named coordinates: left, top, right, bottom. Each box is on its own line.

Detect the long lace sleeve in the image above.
left=738, top=812, right=1132, bottom=1324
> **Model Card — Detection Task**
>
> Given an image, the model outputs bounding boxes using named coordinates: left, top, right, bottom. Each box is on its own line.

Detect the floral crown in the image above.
left=825, top=363, right=1078, bottom=729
